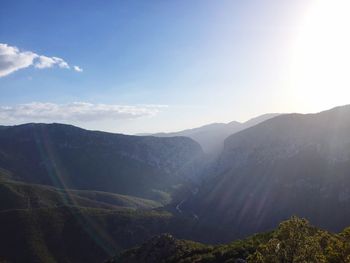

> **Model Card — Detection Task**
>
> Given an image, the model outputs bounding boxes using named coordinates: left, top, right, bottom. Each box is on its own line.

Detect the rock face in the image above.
left=186, top=105, right=350, bottom=238
left=0, top=123, right=205, bottom=200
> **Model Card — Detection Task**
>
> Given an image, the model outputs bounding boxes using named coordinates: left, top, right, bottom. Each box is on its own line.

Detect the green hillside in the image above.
left=0, top=176, right=211, bottom=263
left=0, top=178, right=161, bottom=211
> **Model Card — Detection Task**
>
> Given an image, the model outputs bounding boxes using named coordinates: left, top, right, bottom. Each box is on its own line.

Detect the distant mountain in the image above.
left=150, top=113, right=280, bottom=155
left=184, top=105, right=350, bottom=239
left=0, top=123, right=205, bottom=201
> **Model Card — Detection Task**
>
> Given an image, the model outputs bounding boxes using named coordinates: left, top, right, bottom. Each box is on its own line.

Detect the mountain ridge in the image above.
left=183, top=104, right=350, bottom=239
left=149, top=113, right=280, bottom=155
left=0, top=122, right=206, bottom=202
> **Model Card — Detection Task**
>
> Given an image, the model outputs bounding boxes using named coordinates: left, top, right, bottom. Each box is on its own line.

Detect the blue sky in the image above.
left=1, top=0, right=349, bottom=133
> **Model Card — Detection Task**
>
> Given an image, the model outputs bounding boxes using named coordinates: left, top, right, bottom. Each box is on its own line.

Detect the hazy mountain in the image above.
left=151, top=113, right=280, bottom=155
left=0, top=123, right=205, bottom=201
left=184, top=105, right=350, bottom=238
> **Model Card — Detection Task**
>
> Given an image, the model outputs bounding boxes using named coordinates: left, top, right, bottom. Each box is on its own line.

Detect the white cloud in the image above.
left=0, top=44, right=37, bottom=77
left=0, top=43, right=81, bottom=77
left=73, top=65, right=83, bottom=72
left=35, top=56, right=70, bottom=69
left=0, top=102, right=166, bottom=122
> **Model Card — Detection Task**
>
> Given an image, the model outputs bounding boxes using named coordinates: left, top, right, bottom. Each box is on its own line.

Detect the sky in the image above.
left=1, top=0, right=350, bottom=134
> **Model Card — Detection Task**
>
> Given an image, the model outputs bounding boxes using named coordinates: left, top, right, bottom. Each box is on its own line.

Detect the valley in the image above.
left=3, top=1, right=350, bottom=261
left=1, top=105, right=350, bottom=262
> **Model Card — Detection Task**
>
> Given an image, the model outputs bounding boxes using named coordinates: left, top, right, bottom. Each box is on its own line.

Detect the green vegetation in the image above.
left=249, top=216, right=350, bottom=263
left=2, top=171, right=350, bottom=263
left=0, top=199, right=182, bottom=263
left=109, top=217, right=350, bottom=263
left=0, top=177, right=208, bottom=263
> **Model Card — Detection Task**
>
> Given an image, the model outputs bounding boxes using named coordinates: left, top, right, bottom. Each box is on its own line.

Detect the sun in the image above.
left=290, top=0, right=350, bottom=111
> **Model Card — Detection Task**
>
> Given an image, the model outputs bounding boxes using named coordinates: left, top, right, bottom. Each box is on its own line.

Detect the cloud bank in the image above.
left=0, top=43, right=82, bottom=77
left=0, top=102, right=166, bottom=122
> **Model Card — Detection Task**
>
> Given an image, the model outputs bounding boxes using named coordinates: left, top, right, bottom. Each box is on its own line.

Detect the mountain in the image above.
left=0, top=123, right=205, bottom=202
left=150, top=113, right=280, bottom=155
left=184, top=105, right=350, bottom=239
left=107, top=216, right=350, bottom=263
left=3, top=106, right=350, bottom=263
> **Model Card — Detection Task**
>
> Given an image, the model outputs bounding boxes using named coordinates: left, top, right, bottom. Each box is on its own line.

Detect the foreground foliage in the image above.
left=109, top=217, right=350, bottom=263
left=249, top=217, right=350, bottom=263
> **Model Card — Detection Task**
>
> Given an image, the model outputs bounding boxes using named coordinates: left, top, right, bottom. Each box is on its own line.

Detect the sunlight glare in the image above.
left=291, top=0, right=350, bottom=110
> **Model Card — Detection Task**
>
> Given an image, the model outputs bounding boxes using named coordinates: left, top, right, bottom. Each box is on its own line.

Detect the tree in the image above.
left=248, top=216, right=326, bottom=263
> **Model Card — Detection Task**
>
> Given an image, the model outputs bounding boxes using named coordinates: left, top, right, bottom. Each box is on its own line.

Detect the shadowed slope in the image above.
left=0, top=123, right=205, bottom=201
left=186, top=105, right=350, bottom=238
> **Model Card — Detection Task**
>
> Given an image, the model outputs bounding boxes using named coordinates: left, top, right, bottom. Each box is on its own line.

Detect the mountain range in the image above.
left=1, top=105, right=350, bottom=262
left=149, top=113, right=280, bottom=155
